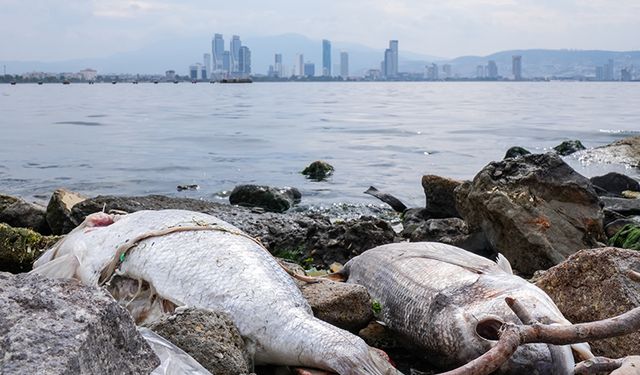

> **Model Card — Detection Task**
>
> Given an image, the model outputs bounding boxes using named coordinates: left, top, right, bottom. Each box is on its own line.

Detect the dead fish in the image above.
left=32, top=209, right=402, bottom=375
left=340, top=242, right=593, bottom=374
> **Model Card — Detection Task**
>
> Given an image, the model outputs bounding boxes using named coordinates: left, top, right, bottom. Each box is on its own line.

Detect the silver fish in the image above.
left=341, top=242, right=593, bottom=374
left=32, top=209, right=402, bottom=375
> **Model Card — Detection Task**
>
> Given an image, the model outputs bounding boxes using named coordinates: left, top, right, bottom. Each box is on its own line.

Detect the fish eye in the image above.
left=475, top=317, right=504, bottom=341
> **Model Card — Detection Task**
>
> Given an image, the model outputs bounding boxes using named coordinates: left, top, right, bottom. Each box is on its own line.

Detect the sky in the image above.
left=1, top=0, right=640, bottom=61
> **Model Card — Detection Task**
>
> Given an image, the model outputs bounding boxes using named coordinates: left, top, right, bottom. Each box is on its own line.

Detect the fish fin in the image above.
left=571, top=342, right=595, bottom=361
left=30, top=253, right=80, bottom=279
left=496, top=253, right=514, bottom=274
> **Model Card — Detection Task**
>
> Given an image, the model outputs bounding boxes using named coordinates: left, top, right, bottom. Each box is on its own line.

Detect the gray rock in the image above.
left=455, top=153, right=605, bottom=276
left=601, top=196, right=640, bottom=217
left=145, top=308, right=251, bottom=375
left=46, top=188, right=87, bottom=235
left=229, top=184, right=301, bottom=213
left=403, top=217, right=492, bottom=257
left=0, top=223, right=61, bottom=273
left=534, top=248, right=640, bottom=358
left=0, top=198, right=50, bottom=235
left=0, top=272, right=159, bottom=375
left=421, top=175, right=462, bottom=218
left=574, top=135, right=640, bottom=168
left=553, top=140, right=586, bottom=156
left=504, top=146, right=531, bottom=159
left=0, top=193, right=20, bottom=212
left=590, top=172, right=640, bottom=197
left=302, top=160, right=335, bottom=181
left=298, top=280, right=373, bottom=332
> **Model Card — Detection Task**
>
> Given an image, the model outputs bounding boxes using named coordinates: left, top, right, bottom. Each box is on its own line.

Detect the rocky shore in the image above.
left=1, top=136, right=640, bottom=374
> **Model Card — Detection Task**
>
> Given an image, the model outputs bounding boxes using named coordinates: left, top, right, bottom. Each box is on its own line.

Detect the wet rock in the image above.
left=553, top=140, right=586, bottom=156
left=601, top=196, right=640, bottom=217
left=0, top=193, right=20, bottom=211
left=609, top=224, right=640, bottom=250
left=605, top=217, right=640, bottom=238
left=302, top=160, right=335, bottom=181
left=590, top=172, right=640, bottom=197
left=46, top=188, right=87, bottom=235
left=575, top=135, right=640, bottom=168
left=421, top=175, right=461, bottom=218
left=403, top=218, right=492, bottom=257
left=401, top=208, right=430, bottom=235
left=0, top=223, right=60, bottom=273
left=455, top=153, right=605, bottom=276
left=229, top=184, right=301, bottom=213
left=534, top=248, right=640, bottom=358
left=146, top=308, right=251, bottom=375
left=0, top=197, right=50, bottom=234
left=504, top=146, right=532, bottom=159
left=298, top=280, right=373, bottom=332
left=0, top=272, right=159, bottom=374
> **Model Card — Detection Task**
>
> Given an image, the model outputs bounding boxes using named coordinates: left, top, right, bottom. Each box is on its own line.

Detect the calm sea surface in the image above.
left=1, top=82, right=639, bottom=208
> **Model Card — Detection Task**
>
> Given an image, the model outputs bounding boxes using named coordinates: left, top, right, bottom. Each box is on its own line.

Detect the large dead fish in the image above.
left=32, top=209, right=401, bottom=375
left=340, top=242, right=593, bottom=374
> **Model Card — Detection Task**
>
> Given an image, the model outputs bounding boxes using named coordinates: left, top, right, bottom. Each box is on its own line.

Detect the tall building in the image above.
left=595, top=66, right=605, bottom=81
left=189, top=63, right=203, bottom=80
left=222, top=51, right=231, bottom=74
left=297, top=54, right=304, bottom=77
left=604, top=59, right=614, bottom=81
left=384, top=40, right=399, bottom=78
left=275, top=53, right=283, bottom=77
left=230, top=35, right=242, bottom=74
left=304, top=62, right=315, bottom=77
left=211, top=34, right=224, bottom=71
left=487, top=60, right=498, bottom=79
left=203, top=53, right=211, bottom=79
left=322, top=39, right=332, bottom=77
left=340, top=52, right=349, bottom=78
left=442, top=64, right=452, bottom=79
left=238, top=46, right=251, bottom=76
left=512, top=55, right=522, bottom=81
left=621, top=67, right=632, bottom=81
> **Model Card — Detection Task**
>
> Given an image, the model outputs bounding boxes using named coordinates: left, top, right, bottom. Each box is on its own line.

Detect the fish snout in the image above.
left=474, top=315, right=505, bottom=341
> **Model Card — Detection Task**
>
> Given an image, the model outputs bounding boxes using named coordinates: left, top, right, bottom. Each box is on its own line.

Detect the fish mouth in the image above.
left=475, top=315, right=505, bottom=341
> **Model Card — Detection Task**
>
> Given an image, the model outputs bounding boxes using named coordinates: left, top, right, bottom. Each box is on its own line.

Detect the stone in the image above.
left=553, top=140, right=586, bottom=156
left=229, top=184, right=301, bottom=213
left=0, top=193, right=20, bottom=211
left=590, top=172, right=640, bottom=197
left=0, top=272, right=159, bottom=374
left=605, top=217, right=640, bottom=238
left=302, top=160, right=335, bottom=181
left=504, top=146, right=532, bottom=159
left=608, top=224, right=640, bottom=250
left=46, top=188, right=87, bottom=235
left=574, top=135, right=640, bottom=168
left=145, top=308, right=251, bottom=375
left=534, top=248, right=640, bottom=358
left=0, top=198, right=50, bottom=234
left=298, top=280, right=373, bottom=332
left=455, top=153, right=605, bottom=276
left=421, top=175, right=462, bottom=218
left=403, top=217, right=492, bottom=258
left=0, top=223, right=60, bottom=273
left=601, top=196, right=640, bottom=217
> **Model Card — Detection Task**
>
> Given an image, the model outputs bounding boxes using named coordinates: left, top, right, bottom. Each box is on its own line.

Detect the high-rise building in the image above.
left=604, top=59, right=614, bottom=81
left=384, top=40, right=398, bottom=78
left=203, top=53, right=211, bottom=79
left=595, top=66, right=605, bottom=81
left=212, top=34, right=224, bottom=71
left=304, top=62, right=315, bottom=77
left=487, top=60, right=498, bottom=79
left=189, top=63, right=203, bottom=80
left=512, top=55, right=522, bottom=80
left=230, top=35, right=242, bottom=74
left=442, top=64, right=452, bottom=79
left=238, top=46, right=251, bottom=76
left=621, top=67, right=632, bottom=81
left=222, top=51, right=231, bottom=74
left=297, top=54, right=304, bottom=77
left=340, top=52, right=349, bottom=78
left=322, top=40, right=332, bottom=77
left=275, top=53, right=283, bottom=77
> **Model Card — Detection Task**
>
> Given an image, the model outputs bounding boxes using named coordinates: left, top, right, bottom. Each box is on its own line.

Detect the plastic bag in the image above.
left=139, top=327, right=213, bottom=375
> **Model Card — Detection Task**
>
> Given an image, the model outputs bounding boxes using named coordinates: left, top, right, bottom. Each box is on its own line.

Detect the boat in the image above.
left=173, top=80, right=179, bottom=84
left=10, top=81, right=16, bottom=85
left=153, top=81, right=159, bottom=84
left=219, top=78, right=253, bottom=84
left=37, top=81, right=43, bottom=85
left=63, top=80, right=70, bottom=85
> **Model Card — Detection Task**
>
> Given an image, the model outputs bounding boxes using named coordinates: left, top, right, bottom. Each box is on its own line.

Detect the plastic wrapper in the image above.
left=139, top=327, right=213, bottom=375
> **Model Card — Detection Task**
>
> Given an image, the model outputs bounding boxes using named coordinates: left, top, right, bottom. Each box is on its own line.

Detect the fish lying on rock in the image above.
left=32, top=209, right=402, bottom=375
left=339, top=242, right=594, bottom=374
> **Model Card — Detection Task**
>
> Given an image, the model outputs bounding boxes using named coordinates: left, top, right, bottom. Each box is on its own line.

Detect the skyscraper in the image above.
left=604, top=59, right=614, bottom=81
left=384, top=40, right=399, bottom=78
left=322, top=39, right=332, bottom=77
left=275, top=53, right=283, bottom=77
left=222, top=51, right=231, bottom=74
left=230, top=35, right=241, bottom=74
left=304, top=62, right=315, bottom=77
left=487, top=60, right=498, bottom=79
left=340, top=52, right=349, bottom=78
left=512, top=55, right=522, bottom=80
left=212, top=34, right=224, bottom=71
left=203, top=53, right=211, bottom=79
left=297, top=54, right=304, bottom=77
left=238, top=46, right=251, bottom=76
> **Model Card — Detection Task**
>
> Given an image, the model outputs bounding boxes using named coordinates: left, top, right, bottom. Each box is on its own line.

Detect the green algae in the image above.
left=0, top=223, right=61, bottom=273
left=609, top=224, right=640, bottom=251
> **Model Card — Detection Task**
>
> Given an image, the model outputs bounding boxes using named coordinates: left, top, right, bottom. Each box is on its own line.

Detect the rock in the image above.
left=364, top=186, right=407, bottom=213
left=590, top=172, right=640, bottom=197
left=138, top=327, right=215, bottom=375
left=298, top=280, right=373, bottom=332
left=229, top=184, right=301, bottom=213
left=605, top=217, right=640, bottom=238
left=400, top=208, right=430, bottom=235
left=553, top=140, right=586, bottom=156
left=611, top=356, right=640, bottom=375
left=302, top=160, right=334, bottom=181
left=534, top=248, right=640, bottom=358
left=0, top=193, right=20, bottom=211
left=504, top=146, right=532, bottom=159
left=601, top=196, right=640, bottom=217
left=609, top=224, right=640, bottom=250
left=46, top=188, right=87, bottom=235
left=0, top=223, right=60, bottom=273
left=575, top=135, right=640, bottom=168
left=622, top=190, right=640, bottom=199
left=403, top=217, right=492, bottom=258
left=421, top=175, right=462, bottom=218
left=145, top=308, right=251, bottom=375
left=0, top=197, right=50, bottom=234
left=0, top=272, right=159, bottom=374
left=455, top=153, right=605, bottom=276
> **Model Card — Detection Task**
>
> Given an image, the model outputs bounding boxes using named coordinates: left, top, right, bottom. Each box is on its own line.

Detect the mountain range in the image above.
left=2, top=33, right=639, bottom=78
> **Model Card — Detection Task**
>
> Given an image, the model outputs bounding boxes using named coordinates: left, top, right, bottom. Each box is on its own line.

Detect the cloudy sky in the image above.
left=2, top=0, right=639, bottom=61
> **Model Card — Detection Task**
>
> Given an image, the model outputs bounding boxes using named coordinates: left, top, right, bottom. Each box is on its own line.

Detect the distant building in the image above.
left=304, top=62, right=315, bottom=77
left=230, top=35, right=241, bottom=74
left=212, top=34, right=225, bottom=72
left=222, top=51, right=231, bottom=73
left=274, top=53, right=283, bottom=77
left=366, top=69, right=382, bottom=80
left=189, top=63, right=203, bottom=80
left=79, top=68, right=97, bottom=81
left=621, top=67, right=632, bottom=81
left=322, top=39, right=332, bottom=77
left=340, top=52, right=349, bottom=78
left=442, top=64, right=452, bottom=78
left=604, top=59, right=614, bottom=81
left=203, top=53, right=211, bottom=79
left=595, top=66, right=605, bottom=81
left=165, top=70, right=176, bottom=80
left=425, top=63, right=438, bottom=80
left=238, top=46, right=251, bottom=76
left=384, top=40, right=399, bottom=78
left=487, top=60, right=498, bottom=79
left=512, top=55, right=522, bottom=80
left=476, top=65, right=485, bottom=79
left=297, top=54, right=304, bottom=77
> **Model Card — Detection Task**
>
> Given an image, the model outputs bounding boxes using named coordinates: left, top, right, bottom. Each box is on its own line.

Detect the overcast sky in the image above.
left=2, top=0, right=639, bottom=61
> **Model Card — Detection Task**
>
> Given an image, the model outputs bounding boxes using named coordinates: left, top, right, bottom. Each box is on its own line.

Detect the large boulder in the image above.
left=421, top=175, right=462, bottom=218
left=146, top=308, right=251, bottom=375
left=553, top=140, right=585, bottom=156
left=455, top=153, right=605, bottom=275
left=0, top=272, right=159, bottom=374
left=0, top=223, right=60, bottom=273
left=575, top=135, right=640, bottom=168
left=0, top=196, right=50, bottom=235
left=229, top=184, right=301, bottom=213
left=601, top=196, right=640, bottom=217
left=46, top=188, right=87, bottom=235
left=590, top=172, right=640, bottom=197
left=534, top=248, right=640, bottom=358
